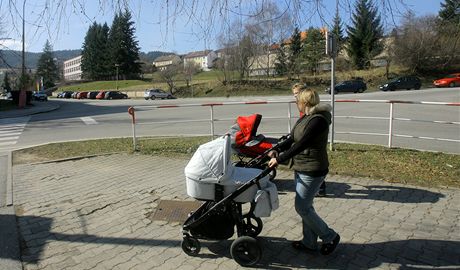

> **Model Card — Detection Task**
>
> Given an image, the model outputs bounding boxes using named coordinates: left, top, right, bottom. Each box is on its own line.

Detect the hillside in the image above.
left=0, top=50, right=171, bottom=70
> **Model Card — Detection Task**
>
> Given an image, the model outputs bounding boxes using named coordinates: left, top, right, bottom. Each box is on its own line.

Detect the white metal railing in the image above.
left=127, top=99, right=460, bottom=151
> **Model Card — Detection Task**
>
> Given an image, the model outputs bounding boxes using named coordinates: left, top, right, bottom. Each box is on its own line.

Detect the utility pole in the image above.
left=19, top=0, right=27, bottom=108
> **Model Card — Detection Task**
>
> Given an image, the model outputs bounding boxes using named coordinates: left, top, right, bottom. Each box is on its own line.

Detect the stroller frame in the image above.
left=235, top=134, right=290, bottom=180
left=182, top=168, right=272, bottom=266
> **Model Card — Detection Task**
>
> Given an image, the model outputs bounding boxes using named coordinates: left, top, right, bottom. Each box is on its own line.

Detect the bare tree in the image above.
left=2, top=1, right=412, bottom=56
left=183, top=62, right=200, bottom=87
left=158, top=64, right=182, bottom=94
left=392, top=14, right=440, bottom=73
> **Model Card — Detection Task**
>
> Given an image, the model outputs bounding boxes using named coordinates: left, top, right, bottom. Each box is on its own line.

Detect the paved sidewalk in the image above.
left=4, top=154, right=460, bottom=269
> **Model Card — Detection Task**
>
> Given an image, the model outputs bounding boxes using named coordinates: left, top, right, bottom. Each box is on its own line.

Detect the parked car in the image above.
left=105, top=91, right=128, bottom=99
left=96, top=91, right=106, bottom=99
left=0, top=92, right=12, bottom=100
left=144, top=89, right=175, bottom=100
left=32, top=91, right=48, bottom=101
left=58, top=91, right=73, bottom=98
left=71, top=92, right=78, bottom=99
left=433, top=73, right=460, bottom=87
left=326, top=80, right=367, bottom=94
left=87, top=91, right=99, bottom=99
left=379, top=76, right=421, bottom=91
left=77, top=92, right=88, bottom=99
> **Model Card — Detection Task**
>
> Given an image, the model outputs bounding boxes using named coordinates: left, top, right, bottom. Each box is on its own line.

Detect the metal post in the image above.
left=330, top=56, right=335, bottom=151
left=210, top=106, right=215, bottom=138
left=388, top=102, right=394, bottom=148
left=128, top=107, right=137, bottom=151
left=326, top=31, right=336, bottom=151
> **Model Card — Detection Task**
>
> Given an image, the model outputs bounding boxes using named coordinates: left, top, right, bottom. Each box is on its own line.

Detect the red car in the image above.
left=433, top=73, right=460, bottom=88
left=77, top=92, right=88, bottom=99
left=96, top=91, right=106, bottom=99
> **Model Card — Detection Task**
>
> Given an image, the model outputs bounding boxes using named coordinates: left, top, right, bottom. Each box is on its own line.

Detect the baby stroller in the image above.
left=228, top=113, right=288, bottom=180
left=182, top=135, right=279, bottom=266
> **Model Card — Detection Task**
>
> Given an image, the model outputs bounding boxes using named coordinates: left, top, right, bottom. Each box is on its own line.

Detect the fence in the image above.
left=127, top=99, right=460, bottom=151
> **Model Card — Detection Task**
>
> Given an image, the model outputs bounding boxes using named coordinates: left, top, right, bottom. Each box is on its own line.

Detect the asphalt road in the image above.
left=1, top=87, right=459, bottom=154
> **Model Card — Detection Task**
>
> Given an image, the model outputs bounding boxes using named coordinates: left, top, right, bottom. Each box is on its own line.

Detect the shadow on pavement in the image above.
left=273, top=178, right=444, bottom=203
left=4, top=214, right=459, bottom=269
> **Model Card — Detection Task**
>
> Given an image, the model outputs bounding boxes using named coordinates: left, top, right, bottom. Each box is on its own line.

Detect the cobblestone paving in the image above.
left=13, top=154, right=460, bottom=269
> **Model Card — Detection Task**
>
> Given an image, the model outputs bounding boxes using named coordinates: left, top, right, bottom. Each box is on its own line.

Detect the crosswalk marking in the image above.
left=0, top=116, right=30, bottom=149
left=81, top=117, right=98, bottom=125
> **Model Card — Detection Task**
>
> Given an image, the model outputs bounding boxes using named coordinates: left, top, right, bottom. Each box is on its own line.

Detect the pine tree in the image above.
left=36, top=40, right=59, bottom=89
left=346, top=0, right=384, bottom=69
left=81, top=23, right=97, bottom=79
left=81, top=22, right=111, bottom=80
left=302, top=28, right=325, bottom=75
left=108, top=10, right=141, bottom=79
left=274, top=43, right=288, bottom=75
left=332, top=4, right=345, bottom=53
left=288, top=27, right=302, bottom=78
left=439, top=0, right=460, bottom=23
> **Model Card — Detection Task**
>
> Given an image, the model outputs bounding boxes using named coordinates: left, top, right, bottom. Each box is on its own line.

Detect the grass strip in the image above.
left=13, top=137, right=460, bottom=188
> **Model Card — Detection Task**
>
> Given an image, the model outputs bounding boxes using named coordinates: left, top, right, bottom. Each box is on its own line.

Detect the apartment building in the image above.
left=63, top=55, right=82, bottom=81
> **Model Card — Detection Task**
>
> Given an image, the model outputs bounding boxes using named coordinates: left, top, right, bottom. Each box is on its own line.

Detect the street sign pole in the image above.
left=326, top=31, right=336, bottom=151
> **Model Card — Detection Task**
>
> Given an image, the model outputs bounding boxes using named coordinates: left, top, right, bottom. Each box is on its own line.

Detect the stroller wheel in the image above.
left=181, top=236, right=201, bottom=256
left=243, top=215, right=263, bottom=237
left=231, top=236, right=262, bottom=266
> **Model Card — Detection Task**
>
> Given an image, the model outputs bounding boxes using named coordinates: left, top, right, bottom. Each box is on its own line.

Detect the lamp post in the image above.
left=115, top=64, right=120, bottom=90
left=18, top=0, right=27, bottom=108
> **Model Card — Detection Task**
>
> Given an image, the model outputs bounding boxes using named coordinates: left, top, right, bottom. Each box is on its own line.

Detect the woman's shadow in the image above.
left=272, top=178, right=445, bottom=204
left=205, top=236, right=459, bottom=269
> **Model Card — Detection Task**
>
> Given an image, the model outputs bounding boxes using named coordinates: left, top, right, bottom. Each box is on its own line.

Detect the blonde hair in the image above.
left=297, top=89, right=320, bottom=108
left=292, top=83, right=308, bottom=93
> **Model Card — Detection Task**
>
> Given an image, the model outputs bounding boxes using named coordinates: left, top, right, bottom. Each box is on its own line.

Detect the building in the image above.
left=63, top=55, right=82, bottom=81
left=183, top=50, right=217, bottom=71
left=153, top=55, right=181, bottom=71
left=249, top=50, right=279, bottom=77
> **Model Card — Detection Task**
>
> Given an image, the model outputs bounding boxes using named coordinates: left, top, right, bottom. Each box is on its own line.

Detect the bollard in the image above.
left=128, top=107, right=137, bottom=151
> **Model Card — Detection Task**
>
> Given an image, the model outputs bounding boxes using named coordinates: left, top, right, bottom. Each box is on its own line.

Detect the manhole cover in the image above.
left=150, top=200, right=202, bottom=223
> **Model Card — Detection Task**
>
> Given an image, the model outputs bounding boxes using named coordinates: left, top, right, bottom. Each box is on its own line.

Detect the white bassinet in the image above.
left=185, top=135, right=270, bottom=203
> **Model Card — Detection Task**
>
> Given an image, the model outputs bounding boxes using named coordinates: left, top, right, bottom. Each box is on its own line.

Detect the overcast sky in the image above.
left=0, top=0, right=444, bottom=54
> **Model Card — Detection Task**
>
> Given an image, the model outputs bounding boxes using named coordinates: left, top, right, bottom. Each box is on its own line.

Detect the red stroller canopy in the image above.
left=235, top=114, right=262, bottom=147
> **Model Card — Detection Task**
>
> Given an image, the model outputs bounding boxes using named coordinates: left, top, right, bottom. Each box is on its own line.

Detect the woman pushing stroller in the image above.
left=268, top=85, right=340, bottom=255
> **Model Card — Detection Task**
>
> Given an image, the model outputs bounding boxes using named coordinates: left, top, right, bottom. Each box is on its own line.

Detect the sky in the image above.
left=0, top=0, right=445, bottom=54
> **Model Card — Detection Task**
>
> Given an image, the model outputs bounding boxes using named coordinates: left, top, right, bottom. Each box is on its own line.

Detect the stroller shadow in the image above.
left=206, top=236, right=460, bottom=269
left=272, top=178, right=444, bottom=204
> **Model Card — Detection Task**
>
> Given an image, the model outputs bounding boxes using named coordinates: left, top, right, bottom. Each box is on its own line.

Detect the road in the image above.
left=0, top=87, right=459, bottom=154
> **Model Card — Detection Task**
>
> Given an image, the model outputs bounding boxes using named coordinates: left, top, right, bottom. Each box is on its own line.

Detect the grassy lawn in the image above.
left=13, top=137, right=460, bottom=189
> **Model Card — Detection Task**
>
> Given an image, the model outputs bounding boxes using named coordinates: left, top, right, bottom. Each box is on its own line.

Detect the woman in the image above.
left=291, top=83, right=327, bottom=197
left=268, top=87, right=340, bottom=255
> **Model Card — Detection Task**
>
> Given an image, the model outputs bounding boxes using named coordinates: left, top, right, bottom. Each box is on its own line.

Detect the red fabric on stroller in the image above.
left=230, top=114, right=277, bottom=158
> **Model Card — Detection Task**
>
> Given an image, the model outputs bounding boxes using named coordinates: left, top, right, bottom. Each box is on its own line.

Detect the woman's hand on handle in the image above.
left=268, top=158, right=279, bottom=168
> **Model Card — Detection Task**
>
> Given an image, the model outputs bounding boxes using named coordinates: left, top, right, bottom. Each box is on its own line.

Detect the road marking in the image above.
left=81, top=117, right=98, bottom=125
left=0, top=136, right=19, bottom=141
left=0, top=116, right=30, bottom=150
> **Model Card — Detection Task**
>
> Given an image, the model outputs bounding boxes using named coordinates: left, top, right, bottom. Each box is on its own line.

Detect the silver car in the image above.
left=144, top=89, right=174, bottom=100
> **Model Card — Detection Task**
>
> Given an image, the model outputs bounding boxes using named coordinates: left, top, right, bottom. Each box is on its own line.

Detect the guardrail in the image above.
left=127, top=99, right=460, bottom=151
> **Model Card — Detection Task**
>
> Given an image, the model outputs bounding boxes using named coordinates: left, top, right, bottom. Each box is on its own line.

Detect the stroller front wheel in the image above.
left=181, top=236, right=201, bottom=256
left=231, top=236, right=262, bottom=266
left=243, top=215, right=263, bottom=237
